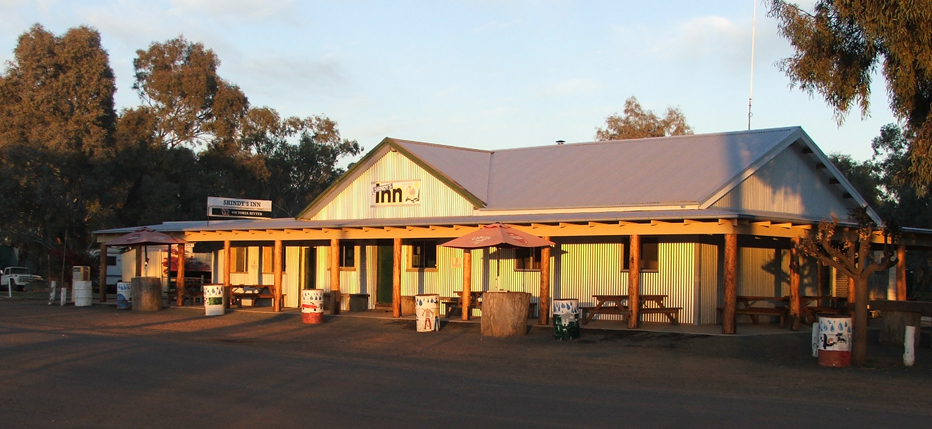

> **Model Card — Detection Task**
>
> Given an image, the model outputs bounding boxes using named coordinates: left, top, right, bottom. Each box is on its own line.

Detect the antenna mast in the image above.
left=748, top=0, right=757, bottom=130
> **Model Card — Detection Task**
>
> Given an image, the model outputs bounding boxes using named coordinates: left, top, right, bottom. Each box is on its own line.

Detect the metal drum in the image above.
left=73, top=280, right=93, bottom=307
left=301, top=289, right=324, bottom=324
left=415, top=294, right=440, bottom=332
left=552, top=298, right=580, bottom=340
left=203, top=285, right=224, bottom=316
left=818, top=315, right=852, bottom=367
left=116, top=282, right=132, bottom=310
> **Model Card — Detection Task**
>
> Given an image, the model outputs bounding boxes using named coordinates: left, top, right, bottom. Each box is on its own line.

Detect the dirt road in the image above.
left=1, top=300, right=930, bottom=427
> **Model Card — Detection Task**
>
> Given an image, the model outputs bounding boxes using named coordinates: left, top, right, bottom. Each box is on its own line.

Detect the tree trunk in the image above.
left=852, top=276, right=870, bottom=365
left=480, top=291, right=530, bottom=337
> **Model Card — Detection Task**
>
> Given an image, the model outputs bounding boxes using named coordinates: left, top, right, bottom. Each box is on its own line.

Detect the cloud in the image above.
left=168, top=0, right=298, bottom=21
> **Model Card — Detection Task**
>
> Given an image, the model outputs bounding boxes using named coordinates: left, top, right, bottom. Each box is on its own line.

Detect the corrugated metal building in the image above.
left=94, top=126, right=928, bottom=327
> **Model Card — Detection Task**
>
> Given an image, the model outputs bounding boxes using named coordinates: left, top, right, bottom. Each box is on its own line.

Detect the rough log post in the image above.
left=273, top=240, right=283, bottom=312
left=790, top=238, right=801, bottom=331
left=539, top=240, right=551, bottom=325
left=897, top=244, right=907, bottom=301
left=462, top=250, right=471, bottom=321
left=480, top=291, right=530, bottom=337
left=393, top=238, right=402, bottom=318
left=131, top=277, right=162, bottom=311
left=223, top=240, right=231, bottom=309
left=99, top=244, right=108, bottom=303
left=176, top=243, right=186, bottom=306
left=722, top=233, right=738, bottom=334
left=136, top=247, right=143, bottom=277
left=330, top=238, right=341, bottom=315
left=628, top=235, right=641, bottom=329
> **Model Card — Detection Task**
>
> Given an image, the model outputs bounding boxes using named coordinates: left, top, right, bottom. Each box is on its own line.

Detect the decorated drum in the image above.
left=116, top=282, right=132, bottom=310
left=203, top=285, right=224, bottom=316
left=73, top=280, right=93, bottom=307
left=415, top=294, right=440, bottom=332
left=818, top=315, right=852, bottom=367
left=302, top=289, right=325, bottom=324
left=552, top=298, right=580, bottom=340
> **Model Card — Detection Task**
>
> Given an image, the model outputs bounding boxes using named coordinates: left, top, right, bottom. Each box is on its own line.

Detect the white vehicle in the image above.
left=2, top=267, right=44, bottom=291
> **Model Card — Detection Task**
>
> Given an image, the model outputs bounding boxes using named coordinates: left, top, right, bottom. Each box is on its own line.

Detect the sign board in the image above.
left=207, top=197, right=272, bottom=219
left=371, top=180, right=420, bottom=206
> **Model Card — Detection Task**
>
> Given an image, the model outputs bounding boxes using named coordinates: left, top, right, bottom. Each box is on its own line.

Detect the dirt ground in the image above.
left=1, top=297, right=931, bottom=427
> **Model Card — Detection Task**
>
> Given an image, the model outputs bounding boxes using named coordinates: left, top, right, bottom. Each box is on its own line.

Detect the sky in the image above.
left=0, top=0, right=899, bottom=162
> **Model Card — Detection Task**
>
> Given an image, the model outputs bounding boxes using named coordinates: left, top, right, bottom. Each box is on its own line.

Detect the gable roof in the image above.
left=298, top=126, right=879, bottom=223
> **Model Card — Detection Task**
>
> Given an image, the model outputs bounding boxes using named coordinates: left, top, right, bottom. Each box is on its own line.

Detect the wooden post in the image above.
left=135, top=246, right=143, bottom=277
left=99, top=245, right=108, bottom=302
left=539, top=239, right=551, bottom=325
left=176, top=243, right=186, bottom=306
left=223, top=240, right=231, bottom=309
left=722, top=233, right=738, bottom=334
left=330, top=238, right=341, bottom=315
left=789, top=238, right=801, bottom=331
left=273, top=240, right=283, bottom=312
left=627, top=235, right=641, bottom=329
left=462, top=250, right=472, bottom=321
left=897, top=244, right=907, bottom=301
left=392, top=238, right=402, bottom=318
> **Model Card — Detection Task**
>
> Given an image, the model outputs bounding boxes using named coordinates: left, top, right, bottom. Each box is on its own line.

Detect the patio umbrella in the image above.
left=107, top=228, right=186, bottom=277
left=441, top=223, right=554, bottom=249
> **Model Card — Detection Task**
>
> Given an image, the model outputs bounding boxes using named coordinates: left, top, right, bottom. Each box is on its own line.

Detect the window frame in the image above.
left=620, top=238, right=659, bottom=272
left=232, top=247, right=248, bottom=273
left=407, top=240, right=439, bottom=272
left=514, top=247, right=542, bottom=272
left=339, top=242, right=356, bottom=271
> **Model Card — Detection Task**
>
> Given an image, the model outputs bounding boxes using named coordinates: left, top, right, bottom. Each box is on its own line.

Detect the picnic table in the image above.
left=720, top=295, right=848, bottom=327
left=445, top=291, right=483, bottom=318
left=224, top=284, right=285, bottom=309
left=581, top=294, right=680, bottom=325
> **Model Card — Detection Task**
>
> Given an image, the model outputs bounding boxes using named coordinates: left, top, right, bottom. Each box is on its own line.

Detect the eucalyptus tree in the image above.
left=595, top=96, right=693, bottom=141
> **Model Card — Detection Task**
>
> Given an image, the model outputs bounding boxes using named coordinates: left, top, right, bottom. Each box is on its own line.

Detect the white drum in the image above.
left=818, top=315, right=852, bottom=367
left=116, top=282, right=132, bottom=310
left=415, top=294, right=440, bottom=332
left=203, top=285, right=224, bottom=316
left=73, top=280, right=93, bottom=307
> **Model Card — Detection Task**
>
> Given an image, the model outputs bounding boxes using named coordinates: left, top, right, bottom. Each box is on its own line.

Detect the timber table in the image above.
left=726, top=296, right=790, bottom=328
left=225, top=285, right=285, bottom=309
left=581, top=294, right=680, bottom=325
left=446, top=291, right=483, bottom=318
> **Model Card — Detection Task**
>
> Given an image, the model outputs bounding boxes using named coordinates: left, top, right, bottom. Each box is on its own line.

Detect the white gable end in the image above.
left=711, top=144, right=854, bottom=219
left=309, top=150, right=477, bottom=221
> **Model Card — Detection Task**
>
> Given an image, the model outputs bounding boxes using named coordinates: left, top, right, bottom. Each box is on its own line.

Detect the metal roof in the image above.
left=392, top=127, right=801, bottom=211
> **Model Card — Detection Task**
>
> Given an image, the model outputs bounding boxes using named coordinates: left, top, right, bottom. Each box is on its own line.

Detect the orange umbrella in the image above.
left=441, top=223, right=553, bottom=249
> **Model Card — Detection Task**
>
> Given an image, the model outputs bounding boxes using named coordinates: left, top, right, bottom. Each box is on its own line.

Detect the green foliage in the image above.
left=595, top=96, right=692, bottom=141
left=768, top=1, right=932, bottom=186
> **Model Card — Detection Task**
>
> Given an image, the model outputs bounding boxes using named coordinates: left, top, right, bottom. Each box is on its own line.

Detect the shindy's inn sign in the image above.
left=372, top=180, right=420, bottom=206
left=207, top=197, right=272, bottom=219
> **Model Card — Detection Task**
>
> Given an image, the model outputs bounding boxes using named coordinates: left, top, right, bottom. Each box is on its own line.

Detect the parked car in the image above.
left=1, top=267, right=44, bottom=291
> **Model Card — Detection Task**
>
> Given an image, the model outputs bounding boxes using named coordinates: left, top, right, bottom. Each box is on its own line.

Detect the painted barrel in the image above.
left=302, top=289, right=325, bottom=324
left=203, top=285, right=224, bottom=316
left=116, top=282, right=132, bottom=310
left=552, top=298, right=580, bottom=340
left=73, top=280, right=93, bottom=307
left=415, top=294, right=440, bottom=332
left=818, top=315, right=852, bottom=367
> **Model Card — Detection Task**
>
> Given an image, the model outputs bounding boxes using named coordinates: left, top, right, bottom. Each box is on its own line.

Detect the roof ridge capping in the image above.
left=390, top=138, right=492, bottom=154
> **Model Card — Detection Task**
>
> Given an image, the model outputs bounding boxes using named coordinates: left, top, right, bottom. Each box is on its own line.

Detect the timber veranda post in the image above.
left=176, top=243, right=185, bottom=306
left=462, top=250, right=471, bottom=321
left=223, top=240, right=231, bottom=309
left=99, top=244, right=108, bottom=302
left=273, top=240, right=282, bottom=312
left=789, top=237, right=801, bottom=331
left=627, top=234, right=640, bottom=329
left=722, top=233, right=738, bottom=334
left=393, top=238, right=402, bottom=318
left=897, top=244, right=907, bottom=301
left=538, top=239, right=551, bottom=325
left=330, top=238, right=341, bottom=315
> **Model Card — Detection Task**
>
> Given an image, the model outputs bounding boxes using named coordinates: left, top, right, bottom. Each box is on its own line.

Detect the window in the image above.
left=106, top=256, right=117, bottom=266
left=408, top=240, right=438, bottom=270
left=262, top=247, right=273, bottom=273
left=339, top=243, right=355, bottom=269
left=515, top=247, right=542, bottom=271
left=232, top=247, right=248, bottom=273
left=621, top=238, right=659, bottom=271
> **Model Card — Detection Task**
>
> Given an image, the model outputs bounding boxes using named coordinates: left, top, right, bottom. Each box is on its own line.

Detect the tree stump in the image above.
left=131, top=277, right=163, bottom=311
left=480, top=291, right=530, bottom=337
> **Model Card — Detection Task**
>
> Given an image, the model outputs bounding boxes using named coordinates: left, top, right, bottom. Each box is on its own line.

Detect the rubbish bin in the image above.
left=73, top=280, right=93, bottom=307
left=818, top=315, right=852, bottom=367
left=116, top=282, right=132, bottom=310
left=203, top=284, right=224, bottom=316
left=302, top=289, right=324, bottom=324
left=415, top=294, right=440, bottom=332
left=552, top=298, right=580, bottom=340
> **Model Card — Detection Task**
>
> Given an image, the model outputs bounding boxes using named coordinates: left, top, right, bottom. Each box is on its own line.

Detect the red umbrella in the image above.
left=441, top=223, right=554, bottom=249
left=107, top=227, right=185, bottom=246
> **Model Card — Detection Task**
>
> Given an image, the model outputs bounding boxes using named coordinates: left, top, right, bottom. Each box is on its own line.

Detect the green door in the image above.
left=377, top=245, right=394, bottom=304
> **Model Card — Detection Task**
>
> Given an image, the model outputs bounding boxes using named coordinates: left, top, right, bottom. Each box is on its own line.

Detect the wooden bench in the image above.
left=582, top=305, right=680, bottom=324
left=580, top=304, right=624, bottom=324
left=444, top=299, right=536, bottom=319
left=719, top=306, right=788, bottom=328
left=230, top=286, right=284, bottom=308
left=639, top=307, right=681, bottom=325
